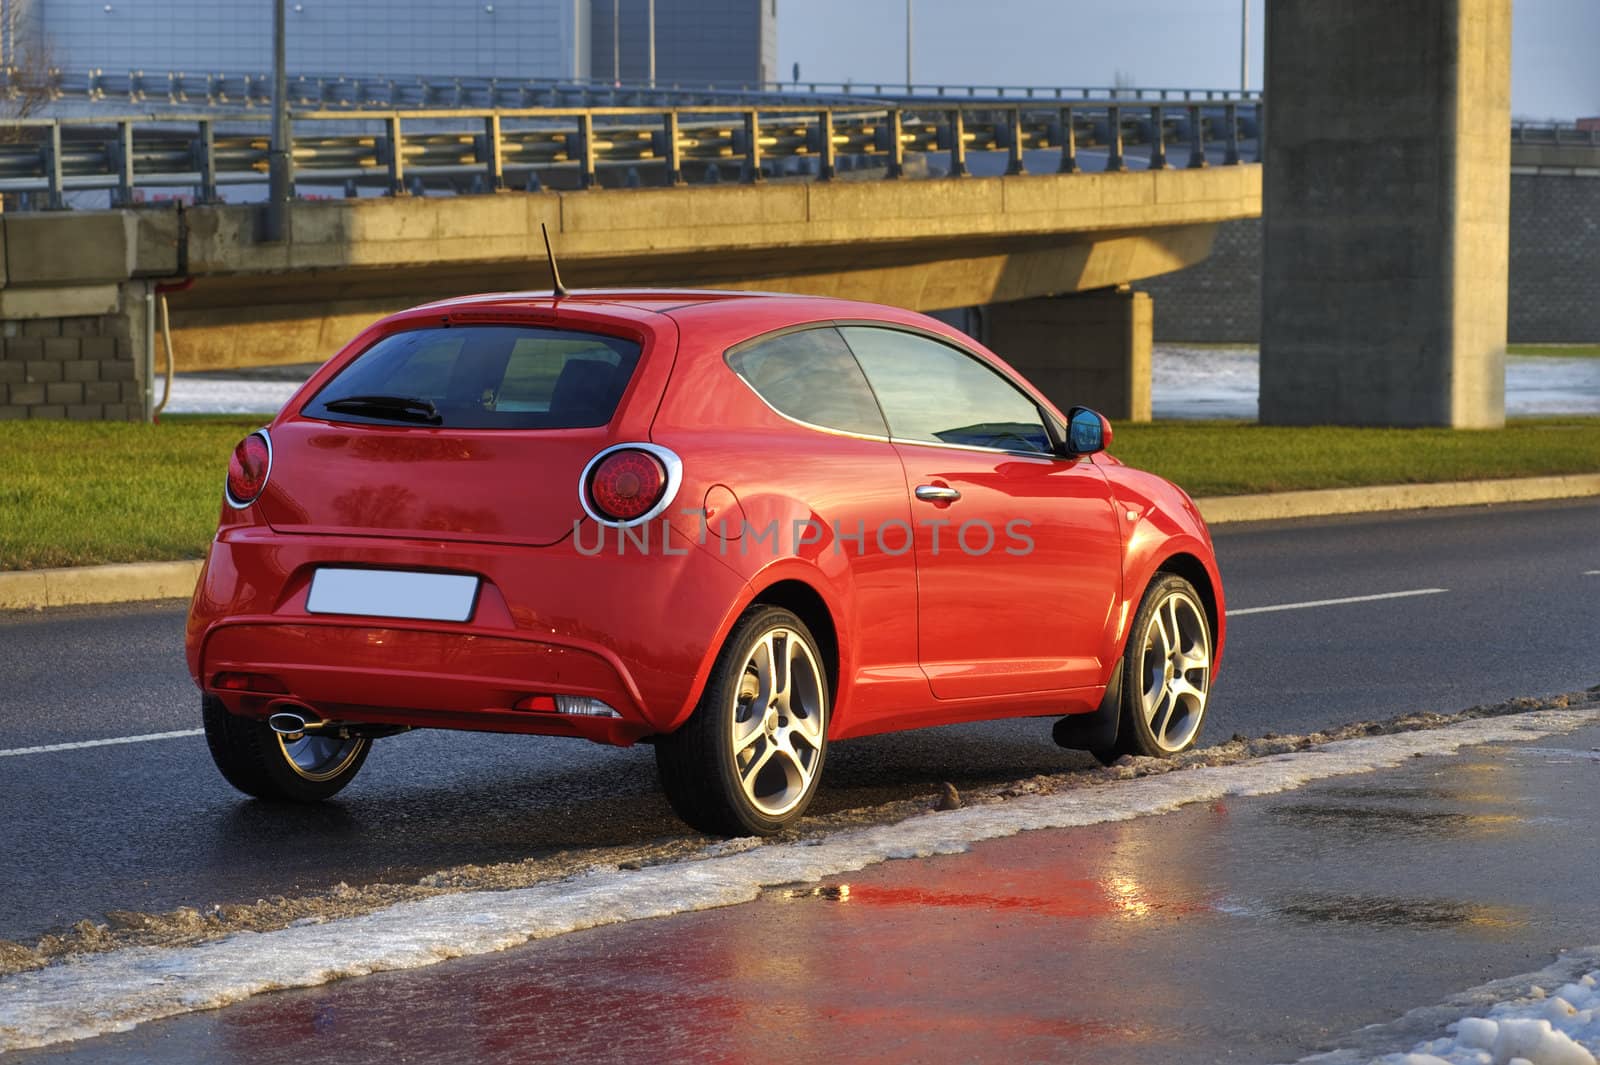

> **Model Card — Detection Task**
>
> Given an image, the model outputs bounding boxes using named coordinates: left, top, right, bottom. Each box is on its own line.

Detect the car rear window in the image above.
left=303, top=325, right=642, bottom=429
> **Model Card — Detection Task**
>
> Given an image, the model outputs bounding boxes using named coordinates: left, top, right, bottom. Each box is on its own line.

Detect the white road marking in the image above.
left=1585, top=570, right=1600, bottom=576
left=1230, top=588, right=1449, bottom=617
left=0, top=729, right=203, bottom=759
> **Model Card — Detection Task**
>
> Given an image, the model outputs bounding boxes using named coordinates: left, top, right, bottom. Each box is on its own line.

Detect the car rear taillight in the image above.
left=582, top=445, right=674, bottom=524
left=225, top=430, right=272, bottom=508
left=590, top=450, right=664, bottom=520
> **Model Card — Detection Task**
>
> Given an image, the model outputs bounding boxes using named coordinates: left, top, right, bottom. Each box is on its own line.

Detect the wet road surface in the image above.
left=0, top=498, right=1596, bottom=943
left=17, top=724, right=1600, bottom=1065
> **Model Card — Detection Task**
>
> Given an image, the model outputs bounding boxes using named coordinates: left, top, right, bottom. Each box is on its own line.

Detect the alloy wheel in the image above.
left=1137, top=589, right=1211, bottom=753
left=729, top=627, right=826, bottom=818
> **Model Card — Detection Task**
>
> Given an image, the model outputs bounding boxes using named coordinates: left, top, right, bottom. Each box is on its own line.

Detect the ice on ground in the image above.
left=1153, top=345, right=1262, bottom=420
left=1152, top=347, right=1600, bottom=421
left=1, top=706, right=1597, bottom=1053
left=160, top=376, right=303, bottom=416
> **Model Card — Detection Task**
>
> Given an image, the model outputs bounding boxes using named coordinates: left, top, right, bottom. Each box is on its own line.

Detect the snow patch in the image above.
left=1, top=706, right=1596, bottom=1053
left=1302, top=962, right=1600, bottom=1065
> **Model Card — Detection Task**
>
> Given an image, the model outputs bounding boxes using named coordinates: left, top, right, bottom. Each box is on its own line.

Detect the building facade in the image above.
left=2, top=0, right=776, bottom=86
left=2, top=0, right=593, bottom=80
left=590, top=0, right=776, bottom=86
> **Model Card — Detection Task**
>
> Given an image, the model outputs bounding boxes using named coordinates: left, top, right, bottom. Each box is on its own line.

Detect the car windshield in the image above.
left=303, top=325, right=642, bottom=429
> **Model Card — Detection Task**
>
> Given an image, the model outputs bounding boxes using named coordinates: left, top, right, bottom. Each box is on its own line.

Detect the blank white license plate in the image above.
left=305, top=568, right=479, bottom=623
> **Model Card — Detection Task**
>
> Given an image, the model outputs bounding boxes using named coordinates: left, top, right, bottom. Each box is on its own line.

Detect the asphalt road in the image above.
left=1, top=498, right=1595, bottom=944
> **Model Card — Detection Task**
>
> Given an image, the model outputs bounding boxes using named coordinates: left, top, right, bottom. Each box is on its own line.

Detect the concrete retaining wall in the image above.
left=1139, top=173, right=1600, bottom=344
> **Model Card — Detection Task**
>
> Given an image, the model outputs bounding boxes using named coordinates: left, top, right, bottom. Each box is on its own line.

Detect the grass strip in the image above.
left=1, top=416, right=1597, bottom=570
left=1109, top=417, right=1600, bottom=497
left=0, top=417, right=259, bottom=570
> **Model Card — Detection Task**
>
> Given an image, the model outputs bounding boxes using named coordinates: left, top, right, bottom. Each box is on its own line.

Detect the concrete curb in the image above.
left=1, top=473, right=1597, bottom=610
left=1195, top=472, right=1600, bottom=525
left=0, top=560, right=203, bottom=611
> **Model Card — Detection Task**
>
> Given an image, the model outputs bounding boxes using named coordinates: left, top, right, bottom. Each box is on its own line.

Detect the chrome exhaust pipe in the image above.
left=267, top=711, right=309, bottom=736
left=266, top=701, right=328, bottom=737
left=263, top=700, right=403, bottom=741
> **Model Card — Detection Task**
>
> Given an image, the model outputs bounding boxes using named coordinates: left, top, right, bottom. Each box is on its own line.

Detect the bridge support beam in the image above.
left=984, top=287, right=1152, bottom=422
left=1260, top=0, right=1510, bottom=427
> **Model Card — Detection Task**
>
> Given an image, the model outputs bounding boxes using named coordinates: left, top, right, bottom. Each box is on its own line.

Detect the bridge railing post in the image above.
left=385, top=114, right=406, bottom=196
left=482, top=113, right=504, bottom=191
left=879, top=108, right=905, bottom=179
left=574, top=111, right=597, bottom=188
left=945, top=108, right=967, bottom=177
left=1148, top=105, right=1168, bottom=169
left=1057, top=106, right=1077, bottom=173
left=1104, top=105, right=1125, bottom=172
left=662, top=110, right=685, bottom=186
left=815, top=109, right=836, bottom=181
left=742, top=109, right=764, bottom=183
left=1223, top=103, right=1241, bottom=165
left=45, top=121, right=65, bottom=209
left=1186, top=104, right=1208, bottom=168
left=114, top=119, right=136, bottom=206
left=1005, top=107, right=1025, bottom=175
left=195, top=119, right=219, bottom=204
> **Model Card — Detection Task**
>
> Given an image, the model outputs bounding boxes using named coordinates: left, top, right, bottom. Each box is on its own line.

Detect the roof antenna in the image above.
left=541, top=223, right=569, bottom=299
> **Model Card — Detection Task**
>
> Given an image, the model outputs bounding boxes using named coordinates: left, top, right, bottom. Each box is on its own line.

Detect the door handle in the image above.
left=915, top=484, right=962, bottom=503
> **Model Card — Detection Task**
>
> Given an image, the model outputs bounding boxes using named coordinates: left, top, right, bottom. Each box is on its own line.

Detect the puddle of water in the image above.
left=1268, top=803, right=1523, bottom=838
left=779, top=878, right=1205, bottom=922
left=1314, top=784, right=1515, bottom=804
left=1271, top=892, right=1524, bottom=931
left=1511, top=746, right=1600, bottom=763
left=1215, top=893, right=1524, bottom=932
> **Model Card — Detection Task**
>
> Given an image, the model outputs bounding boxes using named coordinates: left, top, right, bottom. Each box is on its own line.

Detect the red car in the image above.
left=187, top=290, right=1225, bottom=836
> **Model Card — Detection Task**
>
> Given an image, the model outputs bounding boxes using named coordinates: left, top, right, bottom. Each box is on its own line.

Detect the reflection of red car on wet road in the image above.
left=187, top=290, right=1225, bottom=835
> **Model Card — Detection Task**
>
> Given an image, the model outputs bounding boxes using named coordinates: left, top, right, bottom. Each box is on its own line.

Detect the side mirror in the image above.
left=1064, top=407, right=1113, bottom=456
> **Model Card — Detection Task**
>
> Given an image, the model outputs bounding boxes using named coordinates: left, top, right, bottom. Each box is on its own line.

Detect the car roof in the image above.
left=414, top=289, right=782, bottom=315
left=401, top=289, right=982, bottom=372
left=410, top=289, right=938, bottom=332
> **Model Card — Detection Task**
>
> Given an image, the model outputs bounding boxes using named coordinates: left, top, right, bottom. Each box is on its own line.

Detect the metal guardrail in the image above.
left=0, top=101, right=1265, bottom=210
left=1511, top=122, right=1600, bottom=147
left=1, top=67, right=1264, bottom=112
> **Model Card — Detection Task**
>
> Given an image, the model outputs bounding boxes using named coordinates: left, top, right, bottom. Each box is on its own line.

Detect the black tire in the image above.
left=1091, top=572, right=1214, bottom=764
left=202, top=695, right=370, bottom=802
left=655, top=606, right=829, bottom=836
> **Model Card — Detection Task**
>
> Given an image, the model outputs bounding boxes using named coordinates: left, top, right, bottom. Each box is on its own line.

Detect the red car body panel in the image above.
left=186, top=290, right=1226, bottom=749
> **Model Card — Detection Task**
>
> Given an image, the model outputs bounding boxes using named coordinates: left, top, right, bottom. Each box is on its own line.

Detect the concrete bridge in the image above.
left=0, top=99, right=1261, bottom=423
left=1, top=0, right=1523, bottom=429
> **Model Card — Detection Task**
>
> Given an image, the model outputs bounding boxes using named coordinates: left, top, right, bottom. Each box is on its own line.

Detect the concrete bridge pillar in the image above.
left=0, top=282, right=151, bottom=422
left=983, top=287, right=1152, bottom=422
left=1260, top=0, right=1510, bottom=427
left=1, top=214, right=156, bottom=422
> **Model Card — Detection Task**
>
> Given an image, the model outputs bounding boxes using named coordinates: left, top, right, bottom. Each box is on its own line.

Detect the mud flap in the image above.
left=1051, top=667, right=1122, bottom=751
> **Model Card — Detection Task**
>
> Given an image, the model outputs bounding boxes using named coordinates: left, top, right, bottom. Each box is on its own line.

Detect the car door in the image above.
left=840, top=325, right=1124, bottom=700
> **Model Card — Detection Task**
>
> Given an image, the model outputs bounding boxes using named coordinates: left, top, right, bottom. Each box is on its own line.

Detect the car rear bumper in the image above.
left=203, top=620, right=655, bottom=745
left=187, top=524, right=748, bottom=742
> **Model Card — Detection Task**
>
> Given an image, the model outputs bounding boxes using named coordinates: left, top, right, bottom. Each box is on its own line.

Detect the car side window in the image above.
left=839, top=326, right=1052, bottom=454
left=726, top=326, right=889, bottom=437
